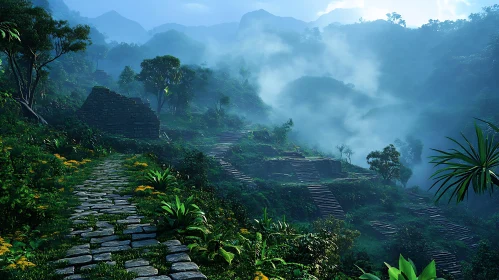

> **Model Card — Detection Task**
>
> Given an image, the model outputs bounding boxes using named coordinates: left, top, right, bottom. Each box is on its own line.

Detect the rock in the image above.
left=126, top=266, right=158, bottom=277
left=125, top=258, right=149, bottom=268
left=118, top=219, right=141, bottom=224
left=101, top=240, right=131, bottom=247
left=170, top=262, right=199, bottom=272
left=166, top=245, right=188, bottom=254
left=55, top=266, right=74, bottom=275
left=124, top=226, right=144, bottom=234
left=90, top=235, right=119, bottom=244
left=142, top=226, right=157, bottom=233
left=80, top=264, right=97, bottom=270
left=169, top=271, right=207, bottom=280
left=81, top=228, right=114, bottom=238
left=57, top=255, right=92, bottom=265
left=66, top=247, right=91, bottom=257
left=132, top=239, right=160, bottom=248
left=165, top=253, right=191, bottom=263
left=162, top=240, right=181, bottom=247
left=132, top=233, right=156, bottom=240
left=91, top=245, right=131, bottom=254
left=64, top=274, right=85, bottom=280
left=69, top=228, right=93, bottom=235
left=134, top=276, right=171, bottom=280
left=93, top=252, right=112, bottom=261
left=96, top=221, right=114, bottom=228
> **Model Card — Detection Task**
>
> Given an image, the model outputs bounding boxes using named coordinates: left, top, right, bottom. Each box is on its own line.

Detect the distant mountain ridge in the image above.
left=88, top=10, right=149, bottom=44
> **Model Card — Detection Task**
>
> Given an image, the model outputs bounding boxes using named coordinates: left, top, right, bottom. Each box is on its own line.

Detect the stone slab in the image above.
left=165, top=253, right=191, bottom=263
left=126, top=266, right=158, bottom=277
left=169, top=272, right=207, bottom=280
left=125, top=258, right=149, bottom=268
left=170, top=262, right=199, bottom=273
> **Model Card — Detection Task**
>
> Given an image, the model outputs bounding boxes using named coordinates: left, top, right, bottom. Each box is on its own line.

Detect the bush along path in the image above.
left=53, top=155, right=206, bottom=280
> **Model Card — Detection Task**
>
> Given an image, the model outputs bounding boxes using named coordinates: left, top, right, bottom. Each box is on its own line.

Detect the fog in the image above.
left=57, top=0, right=499, bottom=189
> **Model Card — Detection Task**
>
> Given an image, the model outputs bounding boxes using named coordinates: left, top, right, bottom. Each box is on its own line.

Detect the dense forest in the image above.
left=1, top=0, right=499, bottom=279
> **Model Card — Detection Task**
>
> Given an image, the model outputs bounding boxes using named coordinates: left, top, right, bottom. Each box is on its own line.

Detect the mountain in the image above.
left=309, top=8, right=364, bottom=28
left=239, top=9, right=308, bottom=34
left=149, top=22, right=238, bottom=43
left=88, top=10, right=149, bottom=44
left=142, top=30, right=205, bottom=64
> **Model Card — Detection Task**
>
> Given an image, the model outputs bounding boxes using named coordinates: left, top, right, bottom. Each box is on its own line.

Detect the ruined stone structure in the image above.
left=78, top=87, right=160, bottom=139
left=262, top=157, right=342, bottom=181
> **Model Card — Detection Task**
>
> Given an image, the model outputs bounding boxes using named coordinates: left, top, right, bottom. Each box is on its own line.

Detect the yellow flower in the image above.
left=133, top=161, right=148, bottom=168
left=29, top=170, right=34, bottom=174
left=254, top=271, right=269, bottom=280
left=59, top=187, right=64, bottom=192
left=41, top=160, right=48, bottom=164
left=135, top=185, right=154, bottom=192
left=66, top=160, right=80, bottom=165
left=16, top=257, right=36, bottom=270
left=57, top=178, right=64, bottom=183
left=0, top=237, right=12, bottom=256
left=37, top=205, right=48, bottom=210
left=240, top=228, right=249, bottom=234
left=34, top=194, right=40, bottom=199
left=54, top=154, right=66, bottom=160
left=6, top=263, right=16, bottom=269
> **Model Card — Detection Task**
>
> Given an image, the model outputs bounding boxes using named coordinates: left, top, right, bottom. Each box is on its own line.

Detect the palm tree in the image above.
left=429, top=119, right=499, bottom=203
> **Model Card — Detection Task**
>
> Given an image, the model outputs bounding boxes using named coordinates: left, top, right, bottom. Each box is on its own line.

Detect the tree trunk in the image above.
left=16, top=98, right=48, bottom=124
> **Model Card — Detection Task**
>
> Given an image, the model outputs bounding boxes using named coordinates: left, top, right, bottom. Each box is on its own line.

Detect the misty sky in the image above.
left=63, top=0, right=497, bottom=29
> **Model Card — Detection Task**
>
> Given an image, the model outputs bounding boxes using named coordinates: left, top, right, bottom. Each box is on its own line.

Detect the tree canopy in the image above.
left=136, top=55, right=182, bottom=114
left=0, top=0, right=90, bottom=123
left=366, top=144, right=401, bottom=181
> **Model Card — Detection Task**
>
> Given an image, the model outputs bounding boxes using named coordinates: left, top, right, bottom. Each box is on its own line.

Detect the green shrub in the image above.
left=145, top=168, right=178, bottom=191
left=159, top=195, right=208, bottom=235
left=357, top=254, right=445, bottom=280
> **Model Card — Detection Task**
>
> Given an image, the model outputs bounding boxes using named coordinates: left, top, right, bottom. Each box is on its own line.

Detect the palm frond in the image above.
left=429, top=123, right=499, bottom=203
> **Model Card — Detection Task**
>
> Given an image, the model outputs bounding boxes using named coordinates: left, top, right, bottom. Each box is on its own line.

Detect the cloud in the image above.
left=183, top=2, right=210, bottom=13
left=317, top=0, right=365, bottom=16
left=436, top=0, right=471, bottom=20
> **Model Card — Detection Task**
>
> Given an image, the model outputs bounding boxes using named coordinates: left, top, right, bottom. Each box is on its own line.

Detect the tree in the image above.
left=0, top=22, right=20, bottom=42
left=136, top=55, right=182, bottom=114
left=87, top=43, right=108, bottom=70
left=167, top=65, right=196, bottom=115
left=273, top=119, right=294, bottom=145
left=430, top=121, right=499, bottom=203
left=0, top=0, right=90, bottom=123
left=344, top=147, right=354, bottom=164
left=336, top=144, right=345, bottom=159
left=366, top=144, right=401, bottom=181
left=399, top=165, right=413, bottom=188
left=216, top=94, right=230, bottom=115
left=386, top=12, right=407, bottom=27
left=118, top=66, right=136, bottom=96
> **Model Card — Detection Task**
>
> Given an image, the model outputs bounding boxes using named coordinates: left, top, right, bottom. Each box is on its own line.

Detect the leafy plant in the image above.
left=356, top=254, right=445, bottom=280
left=159, top=195, right=208, bottom=234
left=429, top=123, right=499, bottom=203
left=187, top=231, right=242, bottom=265
left=145, top=168, right=178, bottom=190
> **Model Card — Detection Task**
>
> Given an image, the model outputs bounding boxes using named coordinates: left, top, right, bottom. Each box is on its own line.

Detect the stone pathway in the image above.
left=205, top=130, right=257, bottom=189
left=54, top=157, right=206, bottom=280
left=369, top=220, right=397, bottom=238
left=286, top=155, right=346, bottom=220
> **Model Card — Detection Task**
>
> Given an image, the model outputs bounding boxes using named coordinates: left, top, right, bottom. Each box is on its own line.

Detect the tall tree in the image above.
left=0, top=0, right=90, bottom=123
left=87, top=44, right=108, bottom=70
left=136, top=55, right=182, bottom=114
left=386, top=12, right=407, bottom=27
left=118, top=66, right=136, bottom=96
left=366, top=144, right=401, bottom=181
left=167, top=65, right=196, bottom=115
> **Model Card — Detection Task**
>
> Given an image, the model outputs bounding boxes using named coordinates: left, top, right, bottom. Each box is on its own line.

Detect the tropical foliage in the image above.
left=357, top=254, right=444, bottom=280
left=430, top=122, right=499, bottom=203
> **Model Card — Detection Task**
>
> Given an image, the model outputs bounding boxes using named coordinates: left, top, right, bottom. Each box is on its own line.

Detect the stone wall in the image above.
left=78, top=86, right=160, bottom=139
